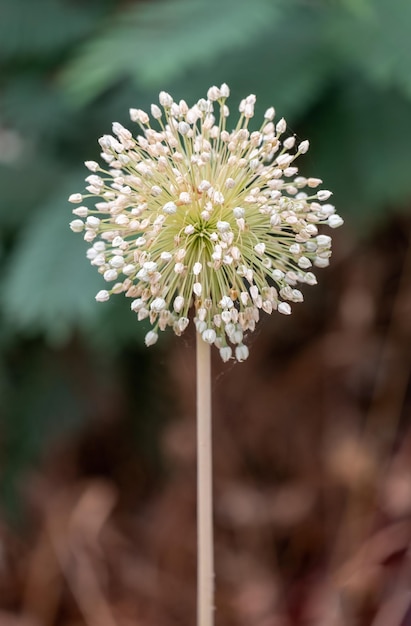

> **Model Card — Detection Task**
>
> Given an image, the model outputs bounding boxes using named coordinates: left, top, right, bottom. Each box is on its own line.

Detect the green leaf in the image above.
left=1, top=176, right=103, bottom=342
left=0, top=76, right=71, bottom=139
left=0, top=0, right=110, bottom=60
left=0, top=154, right=66, bottom=233
left=326, top=0, right=411, bottom=100
left=157, top=4, right=338, bottom=123
left=1, top=173, right=148, bottom=348
left=61, top=0, right=284, bottom=105
left=303, top=80, right=411, bottom=226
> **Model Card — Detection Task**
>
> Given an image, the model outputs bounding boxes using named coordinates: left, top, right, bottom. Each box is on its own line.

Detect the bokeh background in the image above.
left=2, top=0, right=411, bottom=624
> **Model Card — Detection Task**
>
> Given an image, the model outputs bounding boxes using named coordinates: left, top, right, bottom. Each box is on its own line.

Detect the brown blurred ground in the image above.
left=2, top=217, right=411, bottom=626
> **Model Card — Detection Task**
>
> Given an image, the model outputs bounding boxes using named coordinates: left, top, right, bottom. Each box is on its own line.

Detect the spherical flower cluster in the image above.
left=69, top=84, right=343, bottom=362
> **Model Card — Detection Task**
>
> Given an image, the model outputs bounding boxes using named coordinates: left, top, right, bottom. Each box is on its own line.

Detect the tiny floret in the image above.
left=95, top=289, right=110, bottom=302
left=318, top=190, right=333, bottom=201
left=328, top=214, right=344, bottom=228
left=69, top=219, right=84, bottom=232
left=145, top=331, right=158, bottom=346
left=69, top=193, right=83, bottom=204
left=235, top=345, right=249, bottom=362
left=85, top=161, right=99, bottom=172
left=163, top=201, right=177, bottom=214
left=70, top=84, right=342, bottom=362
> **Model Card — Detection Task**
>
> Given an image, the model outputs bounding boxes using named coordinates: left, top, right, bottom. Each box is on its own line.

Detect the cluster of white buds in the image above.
left=69, top=84, right=343, bottom=362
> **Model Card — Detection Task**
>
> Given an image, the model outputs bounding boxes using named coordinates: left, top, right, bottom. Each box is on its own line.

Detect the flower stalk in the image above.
left=196, top=333, right=214, bottom=626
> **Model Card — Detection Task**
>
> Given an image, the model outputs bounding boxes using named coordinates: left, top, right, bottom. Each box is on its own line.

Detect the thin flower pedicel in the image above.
left=69, top=84, right=343, bottom=361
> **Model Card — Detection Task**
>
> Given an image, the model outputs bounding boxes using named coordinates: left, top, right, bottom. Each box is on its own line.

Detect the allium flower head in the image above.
left=69, top=84, right=343, bottom=361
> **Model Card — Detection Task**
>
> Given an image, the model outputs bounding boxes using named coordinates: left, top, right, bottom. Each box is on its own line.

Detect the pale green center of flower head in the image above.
left=69, top=84, right=343, bottom=362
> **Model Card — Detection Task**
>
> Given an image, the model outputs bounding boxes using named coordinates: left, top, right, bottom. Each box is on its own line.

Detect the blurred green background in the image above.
left=2, top=0, right=411, bottom=624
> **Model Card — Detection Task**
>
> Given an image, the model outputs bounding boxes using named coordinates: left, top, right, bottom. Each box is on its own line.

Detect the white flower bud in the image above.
left=138, top=308, right=149, bottom=320
left=328, top=214, right=344, bottom=228
left=174, top=262, right=185, bottom=274
left=197, top=308, right=207, bottom=322
left=220, top=83, right=230, bottom=97
left=235, top=344, right=249, bottom=362
left=264, top=107, right=275, bottom=120
left=151, top=297, right=166, bottom=312
left=298, top=256, right=312, bottom=269
left=318, top=190, right=332, bottom=201
left=173, top=296, right=184, bottom=313
left=193, top=282, right=202, bottom=296
left=69, top=219, right=84, bottom=232
left=283, top=136, right=296, bottom=149
left=72, top=206, right=88, bottom=217
left=222, top=311, right=232, bottom=324
left=220, top=346, right=232, bottom=362
left=217, top=220, right=230, bottom=232
left=284, top=167, right=298, bottom=177
left=195, top=319, right=207, bottom=333
left=110, top=255, right=125, bottom=268
left=250, top=285, right=259, bottom=301
left=202, top=328, right=217, bottom=344
left=145, top=331, right=158, bottom=346
left=86, top=216, right=100, bottom=228
left=179, top=99, right=188, bottom=114
left=193, top=262, right=202, bottom=276
left=163, top=201, right=177, bottom=214
left=212, top=191, right=224, bottom=204
left=276, top=154, right=293, bottom=167
left=307, top=177, right=323, bottom=188
left=129, top=108, right=149, bottom=124
left=262, top=300, right=273, bottom=314
left=272, top=269, right=284, bottom=281
left=85, top=160, right=99, bottom=172
left=220, top=295, right=233, bottom=309
left=319, top=203, right=335, bottom=217
left=131, top=299, right=143, bottom=312
left=278, top=302, right=291, bottom=315
left=233, top=207, right=245, bottom=219
left=103, top=269, right=118, bottom=281
left=186, top=108, right=199, bottom=124
left=276, top=118, right=286, bottom=133
left=198, top=179, right=211, bottom=192
left=291, top=289, right=303, bottom=302
left=244, top=103, right=255, bottom=118
left=178, top=121, right=190, bottom=135
left=314, top=256, right=330, bottom=268
left=316, top=234, right=332, bottom=247
left=298, top=140, right=309, bottom=154
left=159, top=91, right=173, bottom=107
left=177, top=317, right=189, bottom=332
left=143, top=261, right=157, bottom=273
left=69, top=193, right=83, bottom=203
left=95, top=290, right=110, bottom=302
left=254, top=242, right=265, bottom=255
left=305, top=272, right=318, bottom=285
left=179, top=192, right=191, bottom=204
left=207, top=86, right=221, bottom=101
left=151, top=104, right=162, bottom=119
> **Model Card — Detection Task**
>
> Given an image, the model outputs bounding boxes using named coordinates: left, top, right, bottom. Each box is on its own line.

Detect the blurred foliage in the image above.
left=1, top=0, right=411, bottom=517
